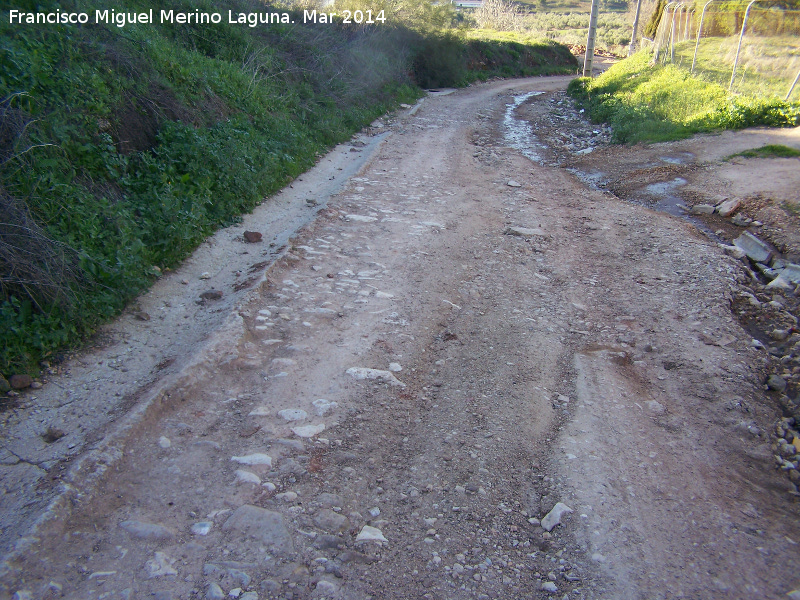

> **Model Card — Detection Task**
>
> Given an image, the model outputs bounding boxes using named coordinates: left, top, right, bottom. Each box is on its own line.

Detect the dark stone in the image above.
left=200, top=290, right=223, bottom=300
left=243, top=231, right=263, bottom=243
left=313, top=534, right=343, bottom=550
left=42, top=427, right=66, bottom=443
left=337, top=550, right=374, bottom=564
left=767, top=374, right=788, bottom=392
left=9, top=374, right=32, bottom=389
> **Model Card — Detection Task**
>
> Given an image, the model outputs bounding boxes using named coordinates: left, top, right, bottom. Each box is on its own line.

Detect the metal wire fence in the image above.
left=651, top=1, right=800, bottom=100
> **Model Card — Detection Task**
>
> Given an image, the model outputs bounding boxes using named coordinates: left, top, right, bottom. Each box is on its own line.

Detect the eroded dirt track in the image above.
left=2, top=77, right=800, bottom=600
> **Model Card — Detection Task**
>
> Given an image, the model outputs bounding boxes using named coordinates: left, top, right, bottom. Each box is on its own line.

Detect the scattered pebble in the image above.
left=206, top=583, right=224, bottom=600
left=346, top=367, right=406, bottom=387
left=292, top=423, right=326, bottom=438
left=235, top=470, right=262, bottom=485
left=278, top=409, right=308, bottom=421
left=312, top=399, right=338, bottom=416
left=231, top=454, right=272, bottom=466
left=191, top=522, right=213, bottom=536
left=145, top=552, right=178, bottom=578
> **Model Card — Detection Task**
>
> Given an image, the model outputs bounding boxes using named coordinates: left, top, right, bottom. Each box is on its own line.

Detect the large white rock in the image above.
left=541, top=502, right=573, bottom=532
left=356, top=525, right=388, bottom=543
left=292, top=423, right=326, bottom=438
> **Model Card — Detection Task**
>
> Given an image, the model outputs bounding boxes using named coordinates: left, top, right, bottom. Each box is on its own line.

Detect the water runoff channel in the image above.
left=502, top=90, right=722, bottom=241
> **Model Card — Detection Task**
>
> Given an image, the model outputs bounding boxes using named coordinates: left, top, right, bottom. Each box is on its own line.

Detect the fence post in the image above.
left=692, top=0, right=715, bottom=73
left=670, top=3, right=683, bottom=62
left=654, top=2, right=677, bottom=63
left=787, top=69, right=800, bottom=101
left=583, top=0, right=601, bottom=77
left=629, top=0, right=644, bottom=55
left=730, top=0, right=759, bottom=91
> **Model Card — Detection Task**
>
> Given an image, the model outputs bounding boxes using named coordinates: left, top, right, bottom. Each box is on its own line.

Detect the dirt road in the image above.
left=2, top=76, right=800, bottom=600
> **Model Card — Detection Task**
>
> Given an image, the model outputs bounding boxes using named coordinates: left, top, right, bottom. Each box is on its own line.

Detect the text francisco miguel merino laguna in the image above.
left=8, top=8, right=387, bottom=26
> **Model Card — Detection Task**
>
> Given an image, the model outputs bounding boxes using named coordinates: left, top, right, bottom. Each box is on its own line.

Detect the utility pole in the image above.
left=629, top=0, right=643, bottom=55
left=583, top=0, right=601, bottom=77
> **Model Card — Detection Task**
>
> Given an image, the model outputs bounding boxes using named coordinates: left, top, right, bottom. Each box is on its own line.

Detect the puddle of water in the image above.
left=658, top=152, right=694, bottom=165
left=566, top=168, right=609, bottom=188
left=644, top=177, right=687, bottom=197
left=503, top=91, right=546, bottom=164
left=571, top=171, right=722, bottom=241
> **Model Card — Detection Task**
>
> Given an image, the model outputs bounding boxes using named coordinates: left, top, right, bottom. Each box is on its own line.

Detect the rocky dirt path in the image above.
left=2, top=76, right=800, bottom=600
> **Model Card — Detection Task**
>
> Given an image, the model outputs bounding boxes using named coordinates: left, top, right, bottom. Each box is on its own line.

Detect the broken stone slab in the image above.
left=733, top=232, right=773, bottom=264
left=345, top=214, right=377, bottom=223
left=767, top=275, right=794, bottom=291
left=541, top=502, right=573, bottom=532
left=771, top=260, right=800, bottom=285
left=507, top=180, right=522, bottom=187
left=690, top=204, right=715, bottom=215
left=222, top=505, right=294, bottom=555
left=754, top=263, right=779, bottom=280
left=346, top=367, right=406, bottom=387
left=719, top=244, right=746, bottom=259
left=119, top=520, right=174, bottom=541
left=716, top=197, right=741, bottom=217
left=355, top=525, right=387, bottom=543
left=504, top=226, right=546, bottom=238
left=731, top=213, right=752, bottom=227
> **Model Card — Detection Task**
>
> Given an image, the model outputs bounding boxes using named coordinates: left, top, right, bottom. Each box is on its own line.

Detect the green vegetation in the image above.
left=731, top=144, right=800, bottom=159
left=0, top=0, right=576, bottom=376
left=567, top=50, right=800, bottom=143
left=468, top=0, right=641, bottom=54
left=521, top=11, right=632, bottom=48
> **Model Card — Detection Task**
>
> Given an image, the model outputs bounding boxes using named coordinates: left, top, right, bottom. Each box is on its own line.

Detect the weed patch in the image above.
left=730, top=144, right=800, bottom=159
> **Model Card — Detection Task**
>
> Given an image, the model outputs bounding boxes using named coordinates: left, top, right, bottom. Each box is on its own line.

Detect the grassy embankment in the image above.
left=0, top=0, right=577, bottom=379
left=567, top=50, right=800, bottom=143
